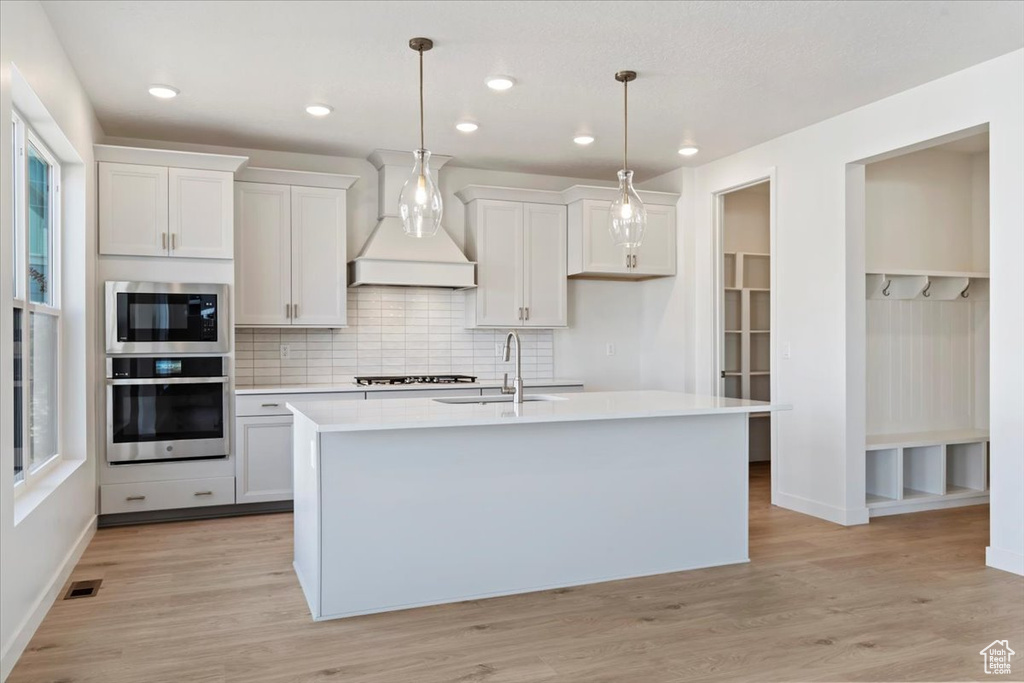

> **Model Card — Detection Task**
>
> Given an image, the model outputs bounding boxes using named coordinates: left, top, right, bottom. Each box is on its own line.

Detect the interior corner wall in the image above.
left=639, top=49, right=1024, bottom=559
left=1, top=0, right=104, bottom=678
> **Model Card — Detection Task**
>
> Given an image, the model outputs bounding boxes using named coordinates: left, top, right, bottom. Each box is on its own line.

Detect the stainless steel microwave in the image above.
left=105, top=281, right=229, bottom=355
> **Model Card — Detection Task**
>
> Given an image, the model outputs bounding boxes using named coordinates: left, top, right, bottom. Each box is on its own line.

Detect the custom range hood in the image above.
left=348, top=150, right=475, bottom=288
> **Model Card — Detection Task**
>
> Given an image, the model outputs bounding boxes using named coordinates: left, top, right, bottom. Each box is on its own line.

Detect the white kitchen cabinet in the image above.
left=234, top=181, right=347, bottom=327
left=168, top=168, right=234, bottom=259
left=462, top=198, right=567, bottom=328
left=99, top=162, right=233, bottom=259
left=290, top=186, right=347, bottom=326
left=235, top=183, right=292, bottom=325
left=564, top=187, right=678, bottom=279
left=236, top=416, right=294, bottom=504
left=99, top=162, right=169, bottom=257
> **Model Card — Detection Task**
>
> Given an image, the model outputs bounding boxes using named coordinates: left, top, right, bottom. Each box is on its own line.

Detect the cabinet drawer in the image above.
left=236, top=391, right=364, bottom=417
left=481, top=385, right=583, bottom=396
left=100, top=477, right=235, bottom=515
left=364, top=388, right=483, bottom=400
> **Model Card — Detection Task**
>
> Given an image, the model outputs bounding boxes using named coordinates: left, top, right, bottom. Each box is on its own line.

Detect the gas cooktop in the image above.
left=354, top=374, right=478, bottom=386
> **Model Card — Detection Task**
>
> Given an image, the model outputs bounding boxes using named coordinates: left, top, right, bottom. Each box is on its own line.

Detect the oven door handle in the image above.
left=107, top=377, right=229, bottom=386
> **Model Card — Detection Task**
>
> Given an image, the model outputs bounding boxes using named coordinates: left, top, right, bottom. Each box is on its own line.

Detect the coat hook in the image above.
left=882, top=279, right=892, bottom=297
left=922, top=280, right=931, bottom=298
left=960, top=283, right=970, bottom=298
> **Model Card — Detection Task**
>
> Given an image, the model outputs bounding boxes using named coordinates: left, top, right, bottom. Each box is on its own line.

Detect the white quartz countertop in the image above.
left=288, top=390, right=786, bottom=433
left=236, top=378, right=583, bottom=395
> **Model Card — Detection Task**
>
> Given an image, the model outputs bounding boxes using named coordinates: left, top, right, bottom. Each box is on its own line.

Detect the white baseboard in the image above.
left=986, top=546, right=1024, bottom=576
left=774, top=491, right=869, bottom=526
left=1, top=515, right=97, bottom=682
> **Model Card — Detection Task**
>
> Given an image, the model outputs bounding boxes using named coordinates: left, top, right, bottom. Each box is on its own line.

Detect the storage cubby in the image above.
left=723, top=252, right=737, bottom=289
left=866, top=448, right=900, bottom=502
left=750, top=374, right=771, bottom=402
left=743, top=254, right=770, bottom=289
left=724, top=290, right=741, bottom=331
left=723, top=375, right=741, bottom=399
left=750, top=333, right=770, bottom=373
left=902, top=445, right=944, bottom=498
left=750, top=291, right=770, bottom=331
left=724, top=332, right=740, bottom=373
left=946, top=441, right=988, bottom=493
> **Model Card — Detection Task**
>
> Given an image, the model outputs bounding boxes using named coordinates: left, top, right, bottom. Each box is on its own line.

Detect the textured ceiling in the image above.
left=41, top=0, right=1024, bottom=180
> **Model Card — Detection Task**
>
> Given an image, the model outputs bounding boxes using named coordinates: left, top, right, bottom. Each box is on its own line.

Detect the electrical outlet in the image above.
left=606, top=343, right=616, bottom=357
left=495, top=342, right=504, bottom=358
left=280, top=344, right=291, bottom=359
left=783, top=342, right=791, bottom=360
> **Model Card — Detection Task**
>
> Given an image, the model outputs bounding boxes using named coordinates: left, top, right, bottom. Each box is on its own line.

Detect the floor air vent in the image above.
left=63, top=579, right=102, bottom=600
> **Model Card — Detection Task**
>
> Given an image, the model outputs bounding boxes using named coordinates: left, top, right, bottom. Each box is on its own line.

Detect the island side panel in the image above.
left=291, top=412, right=322, bottom=619
left=316, top=413, right=749, bottom=619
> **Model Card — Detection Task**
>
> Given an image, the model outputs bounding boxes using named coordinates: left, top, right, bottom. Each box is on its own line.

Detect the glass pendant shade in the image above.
left=609, top=169, right=647, bottom=248
left=399, top=149, right=443, bottom=238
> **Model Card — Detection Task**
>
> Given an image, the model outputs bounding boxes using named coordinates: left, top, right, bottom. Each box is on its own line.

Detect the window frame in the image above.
left=12, top=109, right=63, bottom=494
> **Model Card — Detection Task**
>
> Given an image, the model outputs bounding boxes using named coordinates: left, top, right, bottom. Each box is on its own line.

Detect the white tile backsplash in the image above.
left=235, top=287, right=554, bottom=387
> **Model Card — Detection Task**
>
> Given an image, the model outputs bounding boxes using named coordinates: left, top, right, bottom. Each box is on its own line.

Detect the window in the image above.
left=11, top=110, right=61, bottom=487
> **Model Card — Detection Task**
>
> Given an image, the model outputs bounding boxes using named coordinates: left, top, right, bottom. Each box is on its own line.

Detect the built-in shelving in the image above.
left=865, top=430, right=989, bottom=516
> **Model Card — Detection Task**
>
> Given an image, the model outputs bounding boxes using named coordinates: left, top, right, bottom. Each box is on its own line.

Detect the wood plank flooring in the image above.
left=9, top=464, right=1023, bottom=682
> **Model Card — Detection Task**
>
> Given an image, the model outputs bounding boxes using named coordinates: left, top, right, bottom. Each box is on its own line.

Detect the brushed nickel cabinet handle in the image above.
left=626, top=253, right=630, bottom=269
left=293, top=303, right=299, bottom=319
left=518, top=307, right=523, bottom=320
left=161, top=233, right=167, bottom=250
left=126, top=495, right=146, bottom=501
left=632, top=254, right=637, bottom=269
left=285, top=304, right=291, bottom=319
left=194, top=491, right=214, bottom=497
left=171, top=233, right=177, bottom=250
left=261, top=402, right=280, bottom=408
left=525, top=307, right=530, bottom=321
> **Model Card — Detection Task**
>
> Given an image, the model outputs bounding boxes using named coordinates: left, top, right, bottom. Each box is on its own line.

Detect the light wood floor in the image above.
left=10, top=464, right=1023, bottom=683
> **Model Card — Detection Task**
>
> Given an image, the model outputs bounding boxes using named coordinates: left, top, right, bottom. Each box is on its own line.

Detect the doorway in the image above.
left=714, top=177, right=775, bottom=498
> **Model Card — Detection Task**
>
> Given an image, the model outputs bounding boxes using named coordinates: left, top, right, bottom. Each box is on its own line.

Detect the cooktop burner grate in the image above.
left=354, top=374, right=478, bottom=386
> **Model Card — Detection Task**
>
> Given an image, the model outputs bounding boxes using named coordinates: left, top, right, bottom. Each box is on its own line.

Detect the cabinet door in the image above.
left=581, top=199, right=629, bottom=274
left=634, top=204, right=676, bottom=276
left=523, top=203, right=567, bottom=327
left=291, top=186, right=347, bottom=326
left=473, top=200, right=524, bottom=327
left=169, top=168, right=234, bottom=259
left=236, top=416, right=293, bottom=503
left=99, top=162, right=169, bottom=257
left=235, top=182, right=292, bottom=325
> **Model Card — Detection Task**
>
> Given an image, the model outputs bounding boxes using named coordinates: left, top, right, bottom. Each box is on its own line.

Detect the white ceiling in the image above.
left=41, top=0, right=1023, bottom=180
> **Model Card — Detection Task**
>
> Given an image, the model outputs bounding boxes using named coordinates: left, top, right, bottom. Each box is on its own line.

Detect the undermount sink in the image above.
left=433, top=394, right=568, bottom=405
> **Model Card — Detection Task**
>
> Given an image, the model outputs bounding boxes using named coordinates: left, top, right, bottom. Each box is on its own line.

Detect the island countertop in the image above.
left=287, top=390, right=785, bottom=433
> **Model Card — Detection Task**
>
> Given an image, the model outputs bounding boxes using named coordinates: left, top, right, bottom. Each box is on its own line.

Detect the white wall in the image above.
left=865, top=147, right=988, bottom=273
left=640, top=50, right=1024, bottom=575
left=0, top=1, right=103, bottom=678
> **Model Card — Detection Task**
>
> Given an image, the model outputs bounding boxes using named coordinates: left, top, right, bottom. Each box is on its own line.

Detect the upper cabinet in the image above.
left=96, top=146, right=247, bottom=259
left=457, top=188, right=567, bottom=328
left=563, top=186, right=679, bottom=279
left=234, top=168, right=358, bottom=327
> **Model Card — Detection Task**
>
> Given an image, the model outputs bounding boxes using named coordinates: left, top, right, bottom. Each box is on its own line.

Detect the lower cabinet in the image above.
left=236, top=416, right=294, bottom=503
left=100, top=477, right=235, bottom=515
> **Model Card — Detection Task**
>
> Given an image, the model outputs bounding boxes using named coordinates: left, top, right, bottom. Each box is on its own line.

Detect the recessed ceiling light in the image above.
left=485, top=76, right=515, bottom=91
left=456, top=121, right=479, bottom=133
left=306, top=104, right=333, bottom=117
left=148, top=85, right=179, bottom=99
left=678, top=145, right=700, bottom=157
left=573, top=135, right=595, bottom=146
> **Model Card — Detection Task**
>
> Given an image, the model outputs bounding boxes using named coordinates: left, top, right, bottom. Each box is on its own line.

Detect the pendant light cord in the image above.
left=623, top=79, right=628, bottom=171
left=419, top=46, right=425, bottom=151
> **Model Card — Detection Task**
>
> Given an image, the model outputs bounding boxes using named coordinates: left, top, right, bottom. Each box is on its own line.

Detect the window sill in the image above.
left=13, top=458, right=87, bottom=526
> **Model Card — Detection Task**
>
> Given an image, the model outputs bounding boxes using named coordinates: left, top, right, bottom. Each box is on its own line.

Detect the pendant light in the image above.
left=609, top=70, right=647, bottom=248
left=398, top=37, right=444, bottom=238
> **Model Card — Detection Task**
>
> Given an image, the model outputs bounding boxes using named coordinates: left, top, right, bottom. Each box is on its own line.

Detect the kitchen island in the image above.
left=288, top=390, right=783, bottom=621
